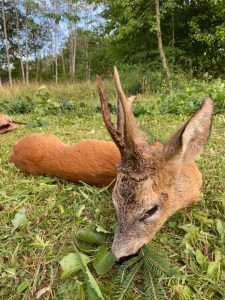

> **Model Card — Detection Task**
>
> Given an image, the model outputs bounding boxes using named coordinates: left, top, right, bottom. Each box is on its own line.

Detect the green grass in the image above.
left=0, top=82, right=224, bottom=299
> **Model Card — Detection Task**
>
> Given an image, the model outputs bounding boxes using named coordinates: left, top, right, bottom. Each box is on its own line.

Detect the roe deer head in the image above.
left=96, top=67, right=213, bottom=260
left=0, top=114, right=26, bottom=134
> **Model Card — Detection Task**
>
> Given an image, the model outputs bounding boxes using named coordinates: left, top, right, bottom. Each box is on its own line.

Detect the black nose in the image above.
left=117, top=250, right=140, bottom=264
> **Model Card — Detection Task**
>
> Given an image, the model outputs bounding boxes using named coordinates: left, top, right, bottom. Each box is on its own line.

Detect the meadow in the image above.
left=0, top=81, right=224, bottom=299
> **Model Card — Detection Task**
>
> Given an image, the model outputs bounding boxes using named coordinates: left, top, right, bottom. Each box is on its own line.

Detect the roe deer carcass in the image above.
left=10, top=132, right=160, bottom=186
left=10, top=135, right=120, bottom=186
left=0, top=114, right=26, bottom=134
left=10, top=67, right=213, bottom=260
left=96, top=67, right=213, bottom=260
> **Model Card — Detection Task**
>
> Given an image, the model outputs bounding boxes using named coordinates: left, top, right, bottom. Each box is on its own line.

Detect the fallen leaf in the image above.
left=59, top=252, right=91, bottom=279
left=12, top=208, right=27, bottom=229
left=36, top=286, right=51, bottom=299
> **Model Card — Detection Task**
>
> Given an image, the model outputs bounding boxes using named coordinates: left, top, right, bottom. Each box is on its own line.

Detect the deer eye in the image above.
left=141, top=205, right=159, bottom=220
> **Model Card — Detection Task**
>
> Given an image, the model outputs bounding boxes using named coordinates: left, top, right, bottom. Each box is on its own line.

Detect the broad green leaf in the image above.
left=93, top=246, right=116, bottom=275
left=215, top=249, right=222, bottom=262
left=73, top=246, right=104, bottom=299
left=17, top=281, right=29, bottom=294
left=77, top=229, right=105, bottom=245
left=207, top=261, right=219, bottom=277
left=216, top=219, right=224, bottom=240
left=75, top=204, right=86, bottom=218
left=195, top=249, right=207, bottom=266
left=59, top=252, right=91, bottom=279
left=84, top=268, right=104, bottom=300
left=86, top=283, right=102, bottom=300
left=12, top=208, right=27, bottom=229
left=74, top=237, right=97, bottom=253
left=96, top=225, right=110, bottom=234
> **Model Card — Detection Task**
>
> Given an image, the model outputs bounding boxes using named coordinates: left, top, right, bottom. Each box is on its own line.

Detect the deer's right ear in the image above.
left=163, top=98, right=213, bottom=163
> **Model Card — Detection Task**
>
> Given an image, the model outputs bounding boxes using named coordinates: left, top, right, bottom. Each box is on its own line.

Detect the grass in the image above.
left=0, top=81, right=224, bottom=299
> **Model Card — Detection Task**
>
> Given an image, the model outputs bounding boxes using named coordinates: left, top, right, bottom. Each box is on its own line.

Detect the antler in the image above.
left=96, top=75, right=124, bottom=150
left=97, top=67, right=151, bottom=173
left=113, top=66, right=148, bottom=151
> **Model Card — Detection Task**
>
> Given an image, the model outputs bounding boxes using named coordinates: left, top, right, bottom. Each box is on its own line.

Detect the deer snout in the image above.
left=112, top=231, right=143, bottom=260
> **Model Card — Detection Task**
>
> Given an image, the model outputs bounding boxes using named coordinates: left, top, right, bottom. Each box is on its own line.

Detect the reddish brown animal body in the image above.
left=11, top=134, right=120, bottom=186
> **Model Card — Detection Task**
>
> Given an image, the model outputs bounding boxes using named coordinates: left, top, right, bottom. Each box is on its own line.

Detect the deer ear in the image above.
left=164, top=98, right=213, bottom=162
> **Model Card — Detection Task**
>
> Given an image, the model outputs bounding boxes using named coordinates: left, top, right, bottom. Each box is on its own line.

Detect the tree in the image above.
left=25, top=0, right=29, bottom=84
left=1, top=0, right=12, bottom=86
left=14, top=0, right=25, bottom=83
left=155, top=0, right=172, bottom=86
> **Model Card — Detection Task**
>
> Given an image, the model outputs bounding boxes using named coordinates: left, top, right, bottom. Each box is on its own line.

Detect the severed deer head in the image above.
left=96, top=67, right=213, bottom=260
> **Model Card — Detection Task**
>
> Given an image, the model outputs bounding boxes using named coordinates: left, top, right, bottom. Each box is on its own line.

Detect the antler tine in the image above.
left=114, top=67, right=137, bottom=108
left=116, top=98, right=124, bottom=135
left=113, top=66, right=147, bottom=148
left=114, top=66, right=129, bottom=112
left=96, top=75, right=124, bottom=149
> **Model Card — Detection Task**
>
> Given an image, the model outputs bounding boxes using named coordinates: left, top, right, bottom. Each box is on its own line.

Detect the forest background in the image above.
left=1, top=0, right=225, bottom=86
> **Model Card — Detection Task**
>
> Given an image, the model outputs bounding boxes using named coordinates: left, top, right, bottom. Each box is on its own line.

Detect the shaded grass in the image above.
left=0, top=84, right=224, bottom=299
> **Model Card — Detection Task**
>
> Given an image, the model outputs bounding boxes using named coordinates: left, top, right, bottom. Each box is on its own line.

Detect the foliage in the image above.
left=159, top=78, right=225, bottom=115
left=0, top=97, right=35, bottom=114
left=11, top=208, right=27, bottom=229
left=1, top=0, right=225, bottom=82
left=89, top=0, right=225, bottom=76
left=114, top=244, right=177, bottom=300
left=0, top=0, right=49, bottom=81
left=59, top=252, right=91, bottom=279
left=132, top=78, right=225, bottom=117
left=93, top=246, right=116, bottom=275
left=60, top=228, right=113, bottom=299
left=26, top=120, right=49, bottom=128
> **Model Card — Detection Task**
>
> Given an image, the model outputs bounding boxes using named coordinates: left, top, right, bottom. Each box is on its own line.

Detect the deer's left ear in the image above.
left=164, top=98, right=213, bottom=162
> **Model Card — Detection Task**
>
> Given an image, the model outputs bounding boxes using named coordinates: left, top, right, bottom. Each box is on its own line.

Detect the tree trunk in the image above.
left=71, top=2, right=77, bottom=80
left=25, top=0, right=29, bottom=85
left=155, top=0, right=172, bottom=87
left=35, top=52, right=40, bottom=83
left=68, top=0, right=73, bottom=79
left=55, top=49, right=58, bottom=83
left=171, top=11, right=175, bottom=71
left=50, top=33, right=54, bottom=80
left=71, top=30, right=77, bottom=80
left=1, top=0, right=12, bottom=86
left=53, top=0, right=58, bottom=83
left=84, top=34, right=90, bottom=81
left=61, top=49, right=66, bottom=80
left=14, top=0, right=25, bottom=83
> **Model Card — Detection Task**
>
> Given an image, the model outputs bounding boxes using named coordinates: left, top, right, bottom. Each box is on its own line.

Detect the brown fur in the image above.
left=97, top=67, right=213, bottom=259
left=10, top=134, right=120, bottom=186
left=111, top=143, right=203, bottom=259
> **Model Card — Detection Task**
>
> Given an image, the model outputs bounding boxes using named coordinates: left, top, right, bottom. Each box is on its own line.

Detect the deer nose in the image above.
left=117, top=251, right=139, bottom=264
left=112, top=237, right=140, bottom=260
